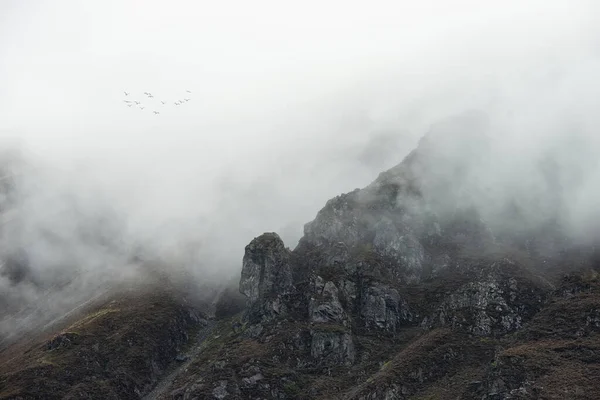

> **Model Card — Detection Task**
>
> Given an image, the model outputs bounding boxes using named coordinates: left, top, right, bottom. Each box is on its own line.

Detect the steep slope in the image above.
left=0, top=279, right=212, bottom=399
left=2, top=110, right=599, bottom=399
left=159, top=111, right=600, bottom=399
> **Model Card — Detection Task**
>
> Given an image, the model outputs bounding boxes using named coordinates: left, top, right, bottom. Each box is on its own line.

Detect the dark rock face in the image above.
left=240, top=232, right=294, bottom=322
left=361, top=284, right=413, bottom=332
left=6, top=111, right=600, bottom=399
left=310, top=329, right=355, bottom=366
left=422, top=260, right=550, bottom=337
left=308, top=277, right=347, bottom=324
left=240, top=233, right=293, bottom=304
left=221, top=111, right=600, bottom=398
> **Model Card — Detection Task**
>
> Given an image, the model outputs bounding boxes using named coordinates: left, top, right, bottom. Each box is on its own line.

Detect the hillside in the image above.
left=1, top=111, right=599, bottom=399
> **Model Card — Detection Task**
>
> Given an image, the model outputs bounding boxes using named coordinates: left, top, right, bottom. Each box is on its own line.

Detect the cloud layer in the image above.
left=0, top=0, right=599, bottom=340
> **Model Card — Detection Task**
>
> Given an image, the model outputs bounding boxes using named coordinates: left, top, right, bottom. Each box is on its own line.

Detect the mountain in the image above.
left=1, top=111, right=600, bottom=399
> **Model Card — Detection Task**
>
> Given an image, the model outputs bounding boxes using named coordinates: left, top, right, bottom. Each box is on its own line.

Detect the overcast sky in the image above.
left=1, top=1, right=599, bottom=284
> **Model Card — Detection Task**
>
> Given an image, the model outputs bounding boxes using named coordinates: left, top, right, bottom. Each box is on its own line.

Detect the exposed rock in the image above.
left=302, top=189, right=365, bottom=248
left=425, top=261, right=548, bottom=336
left=212, top=380, right=229, bottom=399
left=310, top=329, right=355, bottom=366
left=241, top=373, right=264, bottom=387
left=372, top=218, right=424, bottom=283
left=240, top=233, right=293, bottom=304
left=46, top=332, right=79, bottom=350
left=309, top=277, right=347, bottom=324
left=239, top=233, right=294, bottom=321
left=361, top=285, right=413, bottom=332
left=5, top=110, right=600, bottom=400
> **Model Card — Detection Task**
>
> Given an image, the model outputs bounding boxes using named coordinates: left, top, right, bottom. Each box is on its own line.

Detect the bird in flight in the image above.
left=174, top=101, right=180, bottom=106
left=186, top=90, right=191, bottom=93
left=127, top=104, right=133, bottom=107
left=124, top=91, right=130, bottom=96
left=140, top=106, right=145, bottom=110
left=123, top=100, right=132, bottom=103
left=161, top=101, right=166, bottom=105
left=134, top=101, right=141, bottom=105
left=148, top=94, right=154, bottom=98
left=153, top=111, right=160, bottom=115
left=184, top=98, right=191, bottom=102
left=144, top=92, right=150, bottom=95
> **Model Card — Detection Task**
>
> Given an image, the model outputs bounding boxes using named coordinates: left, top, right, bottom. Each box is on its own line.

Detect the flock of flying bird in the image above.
left=122, top=90, right=192, bottom=114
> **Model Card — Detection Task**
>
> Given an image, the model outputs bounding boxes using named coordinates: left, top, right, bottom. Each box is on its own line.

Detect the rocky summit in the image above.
left=1, top=111, right=600, bottom=399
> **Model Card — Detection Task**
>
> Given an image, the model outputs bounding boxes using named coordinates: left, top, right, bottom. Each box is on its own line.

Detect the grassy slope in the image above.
left=0, top=284, right=208, bottom=400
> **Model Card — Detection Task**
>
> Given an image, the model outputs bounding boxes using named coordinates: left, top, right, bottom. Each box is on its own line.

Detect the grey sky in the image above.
left=0, top=0, right=599, bottom=281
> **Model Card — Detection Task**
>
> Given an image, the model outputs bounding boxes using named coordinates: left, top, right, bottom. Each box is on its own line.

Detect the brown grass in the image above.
left=0, top=287, right=207, bottom=399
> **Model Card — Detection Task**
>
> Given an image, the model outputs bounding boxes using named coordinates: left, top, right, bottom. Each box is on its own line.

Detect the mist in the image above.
left=1, top=0, right=600, bottom=341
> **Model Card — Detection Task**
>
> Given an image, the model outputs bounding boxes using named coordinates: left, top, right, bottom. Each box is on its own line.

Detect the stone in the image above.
left=309, top=278, right=347, bottom=324
left=310, top=330, right=355, bottom=366
left=240, top=233, right=293, bottom=305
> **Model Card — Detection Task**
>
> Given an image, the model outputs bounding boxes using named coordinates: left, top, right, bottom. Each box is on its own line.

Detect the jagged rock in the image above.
left=46, top=332, right=79, bottom=350
left=302, top=189, right=364, bottom=248
left=425, top=261, right=547, bottom=336
left=212, top=380, right=229, bottom=399
left=242, top=323, right=264, bottom=339
left=241, top=373, right=264, bottom=387
left=361, top=285, right=413, bottom=332
left=372, top=218, right=425, bottom=283
left=240, top=233, right=293, bottom=304
left=6, top=110, right=600, bottom=400
left=310, top=330, right=355, bottom=366
left=325, top=241, right=351, bottom=266
left=240, top=233, right=294, bottom=321
left=309, top=277, right=347, bottom=324
left=339, top=279, right=357, bottom=303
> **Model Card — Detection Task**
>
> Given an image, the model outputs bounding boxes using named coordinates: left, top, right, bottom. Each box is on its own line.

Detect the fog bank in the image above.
left=1, top=0, right=599, bottom=340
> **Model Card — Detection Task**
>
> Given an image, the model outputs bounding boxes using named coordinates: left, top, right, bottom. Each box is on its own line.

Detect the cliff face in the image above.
left=2, top=111, right=599, bottom=399
left=168, top=110, right=599, bottom=399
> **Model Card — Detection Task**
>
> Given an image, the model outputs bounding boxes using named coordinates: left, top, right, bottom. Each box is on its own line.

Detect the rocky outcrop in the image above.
left=239, top=232, right=294, bottom=322
left=214, top=112, right=598, bottom=398
left=361, top=284, right=413, bottom=332
left=310, top=329, right=355, bottom=366
left=237, top=112, right=560, bottom=347
left=12, top=110, right=591, bottom=400
left=423, top=260, right=549, bottom=336
left=309, top=277, right=347, bottom=324
left=240, top=233, right=293, bottom=304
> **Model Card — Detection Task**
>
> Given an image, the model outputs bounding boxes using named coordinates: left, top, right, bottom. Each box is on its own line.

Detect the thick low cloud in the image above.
left=0, top=0, right=599, bottom=340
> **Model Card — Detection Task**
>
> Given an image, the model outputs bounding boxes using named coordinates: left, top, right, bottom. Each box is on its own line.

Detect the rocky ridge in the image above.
left=1, top=111, right=599, bottom=399
left=159, top=111, right=600, bottom=399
